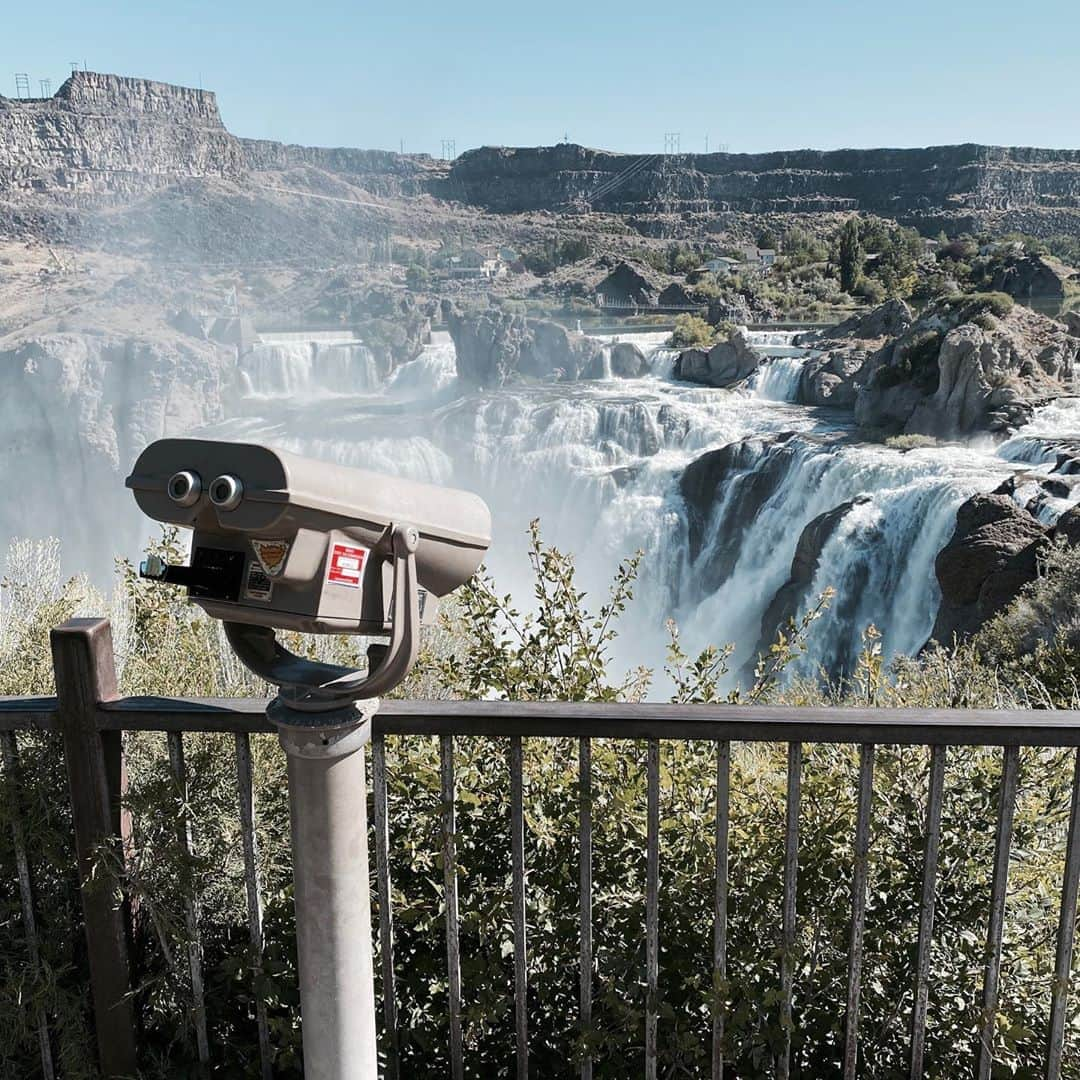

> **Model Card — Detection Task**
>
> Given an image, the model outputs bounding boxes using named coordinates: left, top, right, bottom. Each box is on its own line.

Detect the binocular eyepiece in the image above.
left=127, top=438, right=492, bottom=708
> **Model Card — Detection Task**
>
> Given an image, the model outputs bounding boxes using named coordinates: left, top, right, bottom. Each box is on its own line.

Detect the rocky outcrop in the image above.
left=444, top=305, right=603, bottom=386
left=674, top=329, right=760, bottom=388
left=930, top=493, right=1048, bottom=644
left=679, top=433, right=800, bottom=590
left=442, top=143, right=1080, bottom=224
left=800, top=298, right=1079, bottom=437
left=876, top=306, right=1076, bottom=437
left=659, top=282, right=695, bottom=307
left=0, top=69, right=442, bottom=205
left=610, top=341, right=646, bottom=378
left=0, top=71, right=245, bottom=196
left=755, top=497, right=870, bottom=665
left=796, top=301, right=913, bottom=407
left=991, top=255, right=1072, bottom=299
left=809, top=299, right=915, bottom=344
left=595, top=261, right=662, bottom=306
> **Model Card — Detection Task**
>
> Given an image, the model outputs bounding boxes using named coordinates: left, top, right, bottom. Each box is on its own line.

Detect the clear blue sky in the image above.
left=5, top=1, right=1079, bottom=156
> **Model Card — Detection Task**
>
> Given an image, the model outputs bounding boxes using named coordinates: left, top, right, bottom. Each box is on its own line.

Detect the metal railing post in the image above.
left=50, top=618, right=139, bottom=1078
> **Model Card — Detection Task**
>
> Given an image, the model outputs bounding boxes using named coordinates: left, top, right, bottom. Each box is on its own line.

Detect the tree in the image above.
left=838, top=218, right=864, bottom=294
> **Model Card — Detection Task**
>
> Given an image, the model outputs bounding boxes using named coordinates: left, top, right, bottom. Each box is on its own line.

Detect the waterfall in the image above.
left=673, top=438, right=1012, bottom=682
left=21, top=321, right=1080, bottom=692
left=387, top=336, right=459, bottom=396
left=747, top=355, right=808, bottom=402
left=239, top=336, right=381, bottom=398
left=742, top=328, right=812, bottom=402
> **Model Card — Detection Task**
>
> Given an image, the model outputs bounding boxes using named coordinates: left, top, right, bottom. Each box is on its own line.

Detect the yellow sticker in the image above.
left=251, top=539, right=290, bottom=577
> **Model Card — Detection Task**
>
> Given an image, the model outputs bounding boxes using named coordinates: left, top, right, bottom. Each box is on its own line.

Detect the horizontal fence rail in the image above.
left=3, top=619, right=1080, bottom=1078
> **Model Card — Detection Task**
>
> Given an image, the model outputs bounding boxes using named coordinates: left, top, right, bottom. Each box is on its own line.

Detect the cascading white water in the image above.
left=24, top=321, right=1078, bottom=692
left=239, top=334, right=382, bottom=398
left=747, top=356, right=808, bottom=402
left=742, top=328, right=813, bottom=403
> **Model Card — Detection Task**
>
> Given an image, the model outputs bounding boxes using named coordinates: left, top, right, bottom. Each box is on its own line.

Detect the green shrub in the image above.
left=885, top=433, right=940, bottom=450
left=3, top=530, right=1080, bottom=1077
left=853, top=276, right=886, bottom=304
left=668, top=314, right=715, bottom=349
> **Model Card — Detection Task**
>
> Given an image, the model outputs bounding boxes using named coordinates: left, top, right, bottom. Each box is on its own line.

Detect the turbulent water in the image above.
left=180, top=327, right=1080, bottom=689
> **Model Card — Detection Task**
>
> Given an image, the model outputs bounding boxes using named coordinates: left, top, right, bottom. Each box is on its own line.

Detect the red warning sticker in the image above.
left=327, top=543, right=367, bottom=589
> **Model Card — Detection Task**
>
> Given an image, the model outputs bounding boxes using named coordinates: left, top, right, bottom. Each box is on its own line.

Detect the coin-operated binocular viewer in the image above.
left=127, top=437, right=491, bottom=1080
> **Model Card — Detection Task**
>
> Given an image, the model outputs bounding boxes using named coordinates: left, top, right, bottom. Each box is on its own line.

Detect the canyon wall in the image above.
left=442, top=144, right=1080, bottom=220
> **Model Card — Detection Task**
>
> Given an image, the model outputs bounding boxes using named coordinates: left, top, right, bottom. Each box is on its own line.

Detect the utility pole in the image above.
left=14, top=73, right=30, bottom=100
left=663, top=132, right=681, bottom=156
left=441, top=139, right=456, bottom=161
left=39, top=78, right=52, bottom=98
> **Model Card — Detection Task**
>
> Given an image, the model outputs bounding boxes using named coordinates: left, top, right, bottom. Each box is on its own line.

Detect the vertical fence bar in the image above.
left=579, top=737, right=594, bottom=1080
left=910, top=745, right=947, bottom=1079
left=372, top=734, right=400, bottom=1080
left=167, top=732, right=209, bottom=1072
left=1046, top=748, right=1080, bottom=1080
left=778, top=741, right=802, bottom=1080
left=843, top=744, right=875, bottom=1079
left=1, top=731, right=55, bottom=1080
left=50, top=618, right=138, bottom=1079
left=234, top=733, right=272, bottom=1080
left=509, top=736, right=528, bottom=1079
left=645, top=739, right=660, bottom=1080
left=441, top=735, right=464, bottom=1080
left=712, top=741, right=730, bottom=1080
left=977, top=744, right=1020, bottom=1080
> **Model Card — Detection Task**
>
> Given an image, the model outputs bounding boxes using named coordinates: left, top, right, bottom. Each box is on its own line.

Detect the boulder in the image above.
left=1054, top=505, right=1080, bottom=546
left=991, top=255, right=1070, bottom=299
left=596, top=261, right=661, bottom=306
left=1063, top=309, right=1080, bottom=338
left=659, top=282, right=695, bottom=307
left=610, top=341, right=646, bottom=378
left=756, top=497, right=870, bottom=663
left=169, top=308, right=209, bottom=339
left=679, top=433, right=800, bottom=590
left=673, top=329, right=760, bottom=388
left=799, top=347, right=873, bottom=408
left=443, top=303, right=602, bottom=386
left=930, top=493, right=1049, bottom=644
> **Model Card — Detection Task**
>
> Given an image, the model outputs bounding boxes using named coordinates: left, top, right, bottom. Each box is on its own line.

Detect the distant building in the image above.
left=700, top=257, right=741, bottom=275
left=446, top=254, right=508, bottom=280
left=732, top=245, right=776, bottom=274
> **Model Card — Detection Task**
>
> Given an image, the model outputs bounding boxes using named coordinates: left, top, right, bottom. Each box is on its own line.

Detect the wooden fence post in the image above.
left=51, top=618, right=139, bottom=1078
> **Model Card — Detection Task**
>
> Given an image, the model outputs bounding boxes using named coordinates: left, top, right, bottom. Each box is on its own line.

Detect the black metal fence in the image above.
left=3, top=617, right=1080, bottom=1079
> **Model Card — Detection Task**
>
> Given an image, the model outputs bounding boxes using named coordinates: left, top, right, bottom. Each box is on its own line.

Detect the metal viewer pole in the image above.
left=273, top=702, right=380, bottom=1080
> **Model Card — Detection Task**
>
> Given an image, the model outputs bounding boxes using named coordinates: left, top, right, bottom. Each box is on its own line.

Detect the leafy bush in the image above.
left=884, top=434, right=940, bottom=451
left=668, top=314, right=715, bottom=349
left=853, top=276, right=886, bottom=304
left=2, top=530, right=1080, bottom=1077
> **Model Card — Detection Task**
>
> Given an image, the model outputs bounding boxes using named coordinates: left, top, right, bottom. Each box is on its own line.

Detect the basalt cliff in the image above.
left=4, top=71, right=1080, bottom=250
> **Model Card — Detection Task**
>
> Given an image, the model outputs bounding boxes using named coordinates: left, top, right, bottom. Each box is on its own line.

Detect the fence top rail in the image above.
left=4, top=695, right=1080, bottom=745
